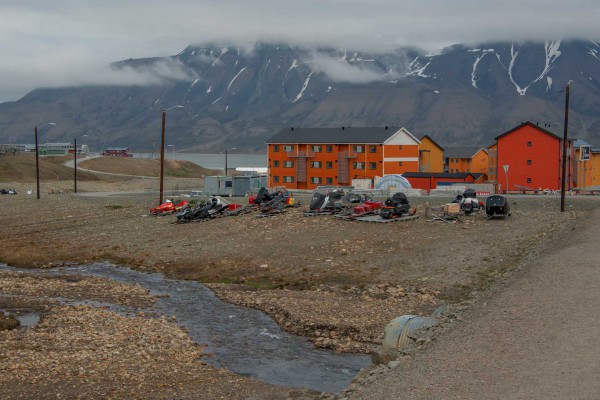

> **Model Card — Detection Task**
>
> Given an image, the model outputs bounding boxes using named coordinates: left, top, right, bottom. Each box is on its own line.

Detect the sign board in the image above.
left=503, top=164, right=509, bottom=174
left=580, top=145, right=591, bottom=161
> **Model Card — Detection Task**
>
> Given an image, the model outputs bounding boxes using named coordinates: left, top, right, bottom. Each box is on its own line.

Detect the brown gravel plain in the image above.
left=1, top=163, right=599, bottom=397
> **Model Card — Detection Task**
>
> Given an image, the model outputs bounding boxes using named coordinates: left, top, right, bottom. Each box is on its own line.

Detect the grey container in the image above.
left=232, top=175, right=267, bottom=196
left=204, top=175, right=233, bottom=196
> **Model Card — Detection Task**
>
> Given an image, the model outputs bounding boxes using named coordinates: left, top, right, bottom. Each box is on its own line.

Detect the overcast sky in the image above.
left=1, top=0, right=598, bottom=102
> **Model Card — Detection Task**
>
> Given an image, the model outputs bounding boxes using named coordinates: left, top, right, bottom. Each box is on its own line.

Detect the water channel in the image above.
left=0, top=263, right=370, bottom=392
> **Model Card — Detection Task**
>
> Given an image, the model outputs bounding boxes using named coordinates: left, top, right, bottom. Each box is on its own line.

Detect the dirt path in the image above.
left=345, top=207, right=600, bottom=399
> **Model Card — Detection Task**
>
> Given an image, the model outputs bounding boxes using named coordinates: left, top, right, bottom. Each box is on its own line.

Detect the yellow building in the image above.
left=573, top=141, right=600, bottom=190
left=418, top=135, right=445, bottom=172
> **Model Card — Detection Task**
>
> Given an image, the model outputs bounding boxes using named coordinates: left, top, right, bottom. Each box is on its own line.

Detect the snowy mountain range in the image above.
left=0, top=40, right=599, bottom=151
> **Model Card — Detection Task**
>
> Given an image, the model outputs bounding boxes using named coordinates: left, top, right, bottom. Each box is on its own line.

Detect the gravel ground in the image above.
left=337, top=204, right=600, bottom=400
left=1, top=178, right=599, bottom=396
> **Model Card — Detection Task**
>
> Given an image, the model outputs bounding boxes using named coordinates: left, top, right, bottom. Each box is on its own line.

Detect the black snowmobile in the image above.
left=176, top=197, right=228, bottom=223
left=380, top=192, right=411, bottom=219
left=308, top=189, right=346, bottom=214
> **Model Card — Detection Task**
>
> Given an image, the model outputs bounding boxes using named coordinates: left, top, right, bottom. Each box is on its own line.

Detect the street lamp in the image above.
left=35, top=122, right=57, bottom=200
left=225, top=147, right=236, bottom=176
left=168, top=144, right=175, bottom=161
left=159, top=105, right=184, bottom=204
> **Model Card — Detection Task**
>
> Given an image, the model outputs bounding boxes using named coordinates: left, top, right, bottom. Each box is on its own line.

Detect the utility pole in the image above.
left=74, top=137, right=78, bottom=193
left=225, top=148, right=228, bottom=176
left=35, top=126, right=40, bottom=200
left=561, top=82, right=570, bottom=212
left=159, top=110, right=166, bottom=205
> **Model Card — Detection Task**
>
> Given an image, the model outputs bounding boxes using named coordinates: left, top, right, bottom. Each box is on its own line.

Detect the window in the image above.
left=398, top=162, right=403, bottom=166
left=225, top=181, right=233, bottom=188
left=273, top=175, right=280, bottom=183
left=311, top=145, right=322, bottom=153
left=326, top=177, right=333, bottom=185
left=527, top=160, right=532, bottom=165
left=369, top=162, right=377, bottom=170
left=527, top=178, right=532, bottom=183
left=353, top=162, right=365, bottom=169
left=527, top=141, right=532, bottom=147
left=273, top=160, right=280, bottom=167
left=310, top=161, right=322, bottom=168
left=326, top=161, right=333, bottom=169
left=273, top=145, right=280, bottom=152
left=283, top=176, right=294, bottom=183
left=369, top=145, right=377, bottom=153
left=353, top=145, right=365, bottom=153
left=283, top=145, right=294, bottom=152
left=398, top=145, right=403, bottom=150
left=326, top=145, right=333, bottom=153
left=283, top=161, right=294, bottom=168
left=310, top=177, right=322, bottom=184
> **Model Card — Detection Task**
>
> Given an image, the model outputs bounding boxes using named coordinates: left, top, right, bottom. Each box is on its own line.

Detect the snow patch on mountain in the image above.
left=227, top=67, right=248, bottom=92
left=471, top=49, right=494, bottom=89
left=293, top=72, right=313, bottom=102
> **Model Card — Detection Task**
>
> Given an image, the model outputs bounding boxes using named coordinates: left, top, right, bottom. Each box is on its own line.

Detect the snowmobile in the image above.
left=485, top=195, right=510, bottom=219
left=459, top=188, right=482, bottom=214
left=175, top=196, right=228, bottom=223
left=379, top=192, right=412, bottom=219
left=0, top=189, right=17, bottom=195
left=150, top=199, right=188, bottom=215
left=307, top=189, right=346, bottom=215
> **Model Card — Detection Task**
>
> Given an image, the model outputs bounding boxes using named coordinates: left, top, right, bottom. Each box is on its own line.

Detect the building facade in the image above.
left=444, top=147, right=489, bottom=174
left=494, top=122, right=573, bottom=191
left=102, top=147, right=132, bottom=157
left=267, top=127, right=421, bottom=190
left=418, top=135, right=445, bottom=172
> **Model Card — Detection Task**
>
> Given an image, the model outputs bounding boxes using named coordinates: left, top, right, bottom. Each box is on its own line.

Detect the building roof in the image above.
left=104, top=147, right=131, bottom=151
left=444, top=146, right=486, bottom=159
left=494, top=121, right=563, bottom=141
left=266, top=126, right=419, bottom=144
left=402, top=172, right=476, bottom=179
left=419, top=135, right=445, bottom=151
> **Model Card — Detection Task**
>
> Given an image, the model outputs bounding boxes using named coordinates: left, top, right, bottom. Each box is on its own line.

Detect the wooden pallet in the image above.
left=337, top=214, right=419, bottom=223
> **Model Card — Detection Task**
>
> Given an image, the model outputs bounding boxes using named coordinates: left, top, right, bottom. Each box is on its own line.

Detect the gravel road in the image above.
left=342, top=206, right=600, bottom=399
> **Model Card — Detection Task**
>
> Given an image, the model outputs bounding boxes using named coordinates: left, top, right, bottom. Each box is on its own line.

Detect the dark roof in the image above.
left=402, top=172, right=436, bottom=178
left=494, top=121, right=562, bottom=141
left=435, top=173, right=474, bottom=179
left=444, top=147, right=486, bottom=159
left=471, top=173, right=485, bottom=180
left=267, top=126, right=405, bottom=144
left=419, top=135, right=445, bottom=151
left=403, top=172, right=475, bottom=179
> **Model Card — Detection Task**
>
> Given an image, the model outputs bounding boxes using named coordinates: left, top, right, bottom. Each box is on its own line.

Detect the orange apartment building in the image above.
left=444, top=147, right=489, bottom=175
left=266, top=126, right=421, bottom=190
left=493, top=121, right=573, bottom=191
left=418, top=135, right=445, bottom=172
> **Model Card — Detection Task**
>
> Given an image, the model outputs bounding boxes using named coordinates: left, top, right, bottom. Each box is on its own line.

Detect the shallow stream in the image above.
left=0, top=263, right=370, bottom=392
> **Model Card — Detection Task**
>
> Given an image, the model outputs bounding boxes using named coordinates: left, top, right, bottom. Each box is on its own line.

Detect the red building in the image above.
left=494, top=122, right=573, bottom=191
left=102, top=147, right=133, bottom=157
left=403, top=172, right=485, bottom=191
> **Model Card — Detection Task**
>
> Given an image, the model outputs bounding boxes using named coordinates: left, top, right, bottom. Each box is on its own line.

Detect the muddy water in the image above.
left=0, top=263, right=369, bottom=392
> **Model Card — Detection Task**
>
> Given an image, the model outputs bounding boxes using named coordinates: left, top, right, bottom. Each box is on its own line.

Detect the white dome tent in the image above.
left=375, top=174, right=413, bottom=190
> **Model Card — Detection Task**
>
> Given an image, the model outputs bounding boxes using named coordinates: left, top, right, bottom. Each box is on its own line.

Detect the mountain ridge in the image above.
left=0, top=40, right=598, bottom=152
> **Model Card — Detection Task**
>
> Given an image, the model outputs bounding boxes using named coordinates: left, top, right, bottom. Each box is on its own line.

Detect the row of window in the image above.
left=272, top=161, right=381, bottom=169
left=271, top=144, right=388, bottom=153
left=272, top=176, right=334, bottom=184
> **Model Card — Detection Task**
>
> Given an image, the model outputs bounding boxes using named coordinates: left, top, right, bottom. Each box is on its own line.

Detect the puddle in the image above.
left=0, top=263, right=370, bottom=392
